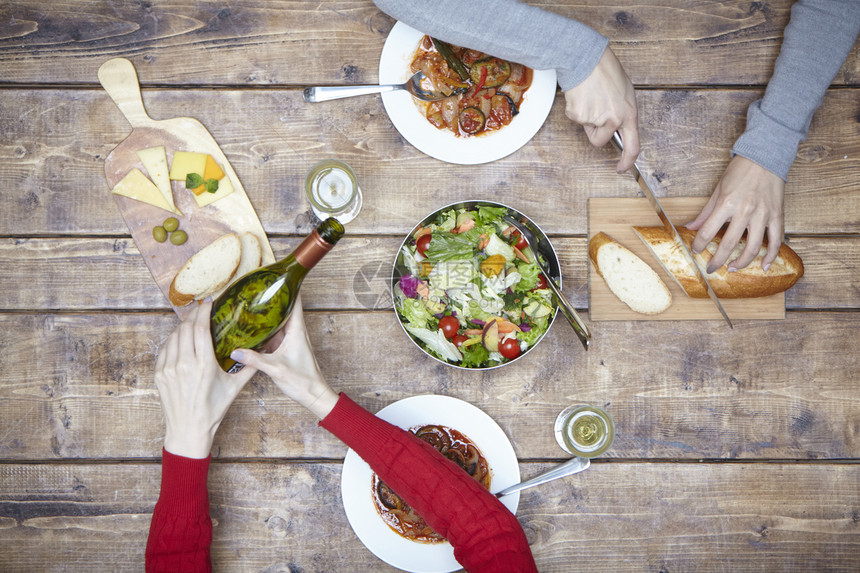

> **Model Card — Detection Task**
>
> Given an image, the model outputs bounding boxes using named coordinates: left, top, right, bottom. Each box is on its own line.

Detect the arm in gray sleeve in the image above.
left=373, top=0, right=609, bottom=91
left=732, top=0, right=860, bottom=180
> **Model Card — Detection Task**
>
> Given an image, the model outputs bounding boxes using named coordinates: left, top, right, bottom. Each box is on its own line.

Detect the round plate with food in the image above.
left=379, top=21, right=557, bottom=164
left=391, top=200, right=560, bottom=370
left=340, top=395, right=520, bottom=573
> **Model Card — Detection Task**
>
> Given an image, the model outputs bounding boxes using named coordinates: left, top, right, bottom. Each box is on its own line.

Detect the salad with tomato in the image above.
left=393, top=204, right=556, bottom=368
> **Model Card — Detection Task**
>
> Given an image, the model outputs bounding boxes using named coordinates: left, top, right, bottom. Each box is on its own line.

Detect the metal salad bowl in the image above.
left=391, top=200, right=562, bottom=370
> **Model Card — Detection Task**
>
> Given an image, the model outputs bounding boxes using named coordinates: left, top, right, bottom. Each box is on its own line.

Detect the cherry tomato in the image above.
left=438, top=315, right=460, bottom=339
left=499, top=337, right=521, bottom=359
left=511, top=230, right=528, bottom=251
left=533, top=274, right=548, bottom=290
left=416, top=233, right=432, bottom=257
left=452, top=334, right=468, bottom=348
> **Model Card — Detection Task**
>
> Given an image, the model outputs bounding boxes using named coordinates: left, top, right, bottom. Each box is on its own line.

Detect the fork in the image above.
left=504, top=216, right=591, bottom=350
left=494, top=456, right=590, bottom=498
left=303, top=71, right=449, bottom=103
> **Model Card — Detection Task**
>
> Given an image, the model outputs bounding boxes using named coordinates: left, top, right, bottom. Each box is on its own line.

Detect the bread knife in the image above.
left=610, top=132, right=733, bottom=328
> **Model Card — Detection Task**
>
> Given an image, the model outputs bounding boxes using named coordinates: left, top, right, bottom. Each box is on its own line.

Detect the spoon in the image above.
left=303, top=71, right=449, bottom=103
left=494, top=456, right=590, bottom=498
left=503, top=215, right=591, bottom=350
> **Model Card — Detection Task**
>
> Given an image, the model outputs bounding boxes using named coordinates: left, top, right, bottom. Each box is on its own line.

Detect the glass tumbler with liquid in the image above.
left=554, top=404, right=615, bottom=458
left=305, top=159, right=363, bottom=224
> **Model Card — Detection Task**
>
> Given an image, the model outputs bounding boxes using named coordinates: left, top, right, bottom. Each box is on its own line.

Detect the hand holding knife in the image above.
left=610, top=132, right=733, bottom=328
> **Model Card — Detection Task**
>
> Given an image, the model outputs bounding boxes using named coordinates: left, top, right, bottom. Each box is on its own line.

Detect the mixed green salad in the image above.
left=394, top=205, right=556, bottom=368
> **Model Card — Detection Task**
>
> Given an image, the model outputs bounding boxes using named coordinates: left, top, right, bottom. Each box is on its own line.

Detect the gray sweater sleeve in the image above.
left=372, top=0, right=609, bottom=91
left=731, top=0, right=860, bottom=180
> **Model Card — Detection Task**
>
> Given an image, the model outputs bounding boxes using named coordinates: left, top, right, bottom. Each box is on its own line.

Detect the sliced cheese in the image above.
left=193, top=154, right=227, bottom=195
left=169, top=151, right=207, bottom=182
left=194, top=175, right=234, bottom=208
left=137, top=146, right=182, bottom=215
left=111, top=168, right=175, bottom=213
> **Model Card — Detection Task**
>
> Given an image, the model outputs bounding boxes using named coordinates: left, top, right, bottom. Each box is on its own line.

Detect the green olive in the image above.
left=170, top=230, right=188, bottom=246
left=163, top=217, right=180, bottom=232
left=152, top=226, right=168, bottom=243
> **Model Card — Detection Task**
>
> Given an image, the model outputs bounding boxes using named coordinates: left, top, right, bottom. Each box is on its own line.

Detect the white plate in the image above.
left=341, top=395, right=521, bottom=573
left=379, top=22, right=558, bottom=165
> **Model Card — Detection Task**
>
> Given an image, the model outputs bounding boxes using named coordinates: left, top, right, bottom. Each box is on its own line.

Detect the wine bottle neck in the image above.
left=291, top=229, right=335, bottom=270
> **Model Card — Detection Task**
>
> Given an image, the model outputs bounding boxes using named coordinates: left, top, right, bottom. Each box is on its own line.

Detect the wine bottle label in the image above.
left=293, top=230, right=334, bottom=269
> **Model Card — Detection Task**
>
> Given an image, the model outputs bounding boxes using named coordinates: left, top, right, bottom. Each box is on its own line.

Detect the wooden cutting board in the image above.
left=588, top=197, right=785, bottom=321
left=99, top=58, right=276, bottom=319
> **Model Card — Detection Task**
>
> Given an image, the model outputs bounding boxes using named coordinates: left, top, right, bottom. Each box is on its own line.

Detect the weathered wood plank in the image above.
left=1, top=462, right=858, bottom=572
left=0, top=236, right=855, bottom=311
left=1, top=311, right=858, bottom=460
left=1, top=1, right=857, bottom=86
left=2, top=88, right=857, bottom=236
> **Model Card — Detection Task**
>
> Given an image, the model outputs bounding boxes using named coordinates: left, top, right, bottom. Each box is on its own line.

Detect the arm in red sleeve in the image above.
left=145, top=449, right=213, bottom=573
left=320, top=394, right=537, bottom=573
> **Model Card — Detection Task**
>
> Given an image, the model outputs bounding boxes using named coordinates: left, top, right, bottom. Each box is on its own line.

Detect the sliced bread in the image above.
left=211, top=232, right=263, bottom=299
left=589, top=231, right=672, bottom=315
left=169, top=233, right=242, bottom=306
left=632, top=226, right=804, bottom=298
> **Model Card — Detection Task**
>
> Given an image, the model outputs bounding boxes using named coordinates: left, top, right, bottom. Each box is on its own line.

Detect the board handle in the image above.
left=98, top=58, right=152, bottom=128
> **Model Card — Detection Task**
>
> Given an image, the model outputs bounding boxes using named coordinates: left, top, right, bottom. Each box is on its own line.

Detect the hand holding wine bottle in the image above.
left=230, top=296, right=339, bottom=420
left=154, top=300, right=258, bottom=458
left=211, top=219, right=344, bottom=372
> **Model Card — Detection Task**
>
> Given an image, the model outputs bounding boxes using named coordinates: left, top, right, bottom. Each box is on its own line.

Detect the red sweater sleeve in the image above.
left=320, top=393, right=537, bottom=573
left=145, top=449, right=213, bottom=573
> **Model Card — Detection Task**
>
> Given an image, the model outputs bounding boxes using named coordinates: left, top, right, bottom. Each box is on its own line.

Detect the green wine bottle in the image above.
left=211, top=218, right=344, bottom=372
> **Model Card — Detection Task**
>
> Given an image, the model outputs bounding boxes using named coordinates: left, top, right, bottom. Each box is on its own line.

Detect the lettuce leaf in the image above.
left=399, top=298, right=434, bottom=328
left=514, top=262, right=540, bottom=292
left=460, top=342, right=489, bottom=367
left=405, top=326, right=463, bottom=363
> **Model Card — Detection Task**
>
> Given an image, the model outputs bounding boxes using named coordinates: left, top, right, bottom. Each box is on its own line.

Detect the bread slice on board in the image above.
left=589, top=232, right=672, bottom=315
left=211, top=232, right=263, bottom=299
left=169, top=233, right=242, bottom=306
left=632, top=226, right=804, bottom=299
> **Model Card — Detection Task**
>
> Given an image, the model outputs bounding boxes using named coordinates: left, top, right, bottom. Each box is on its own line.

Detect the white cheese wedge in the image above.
left=111, top=168, right=175, bottom=213
left=137, top=146, right=182, bottom=215
left=169, top=151, right=207, bottom=182
left=194, top=175, right=234, bottom=207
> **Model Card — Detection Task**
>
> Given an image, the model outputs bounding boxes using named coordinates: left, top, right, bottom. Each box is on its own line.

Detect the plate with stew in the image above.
left=341, top=395, right=521, bottom=572
left=379, top=22, right=557, bottom=165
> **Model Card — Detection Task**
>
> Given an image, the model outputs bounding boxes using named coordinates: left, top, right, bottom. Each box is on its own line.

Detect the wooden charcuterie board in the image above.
left=588, top=197, right=785, bottom=321
left=99, top=58, right=275, bottom=319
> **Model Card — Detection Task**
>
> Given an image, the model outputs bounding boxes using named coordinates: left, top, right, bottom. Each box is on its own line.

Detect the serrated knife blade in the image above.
left=611, top=132, right=733, bottom=328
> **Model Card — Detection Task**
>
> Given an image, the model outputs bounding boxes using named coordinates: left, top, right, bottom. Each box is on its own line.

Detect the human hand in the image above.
left=686, top=156, right=785, bottom=273
left=154, top=300, right=257, bottom=458
left=564, top=46, right=639, bottom=172
left=229, top=297, right=338, bottom=420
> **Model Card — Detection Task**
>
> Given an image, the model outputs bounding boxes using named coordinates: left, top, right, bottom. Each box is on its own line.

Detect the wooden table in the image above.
left=1, top=1, right=858, bottom=571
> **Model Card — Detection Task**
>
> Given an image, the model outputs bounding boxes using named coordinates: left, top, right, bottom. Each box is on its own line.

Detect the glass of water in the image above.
left=305, top=159, right=363, bottom=224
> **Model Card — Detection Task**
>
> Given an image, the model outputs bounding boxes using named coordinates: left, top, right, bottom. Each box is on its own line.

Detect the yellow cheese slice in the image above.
left=137, top=146, right=182, bottom=215
left=111, top=168, right=175, bottom=213
left=194, top=175, right=234, bottom=207
left=169, top=151, right=207, bottom=182
left=193, top=154, right=228, bottom=196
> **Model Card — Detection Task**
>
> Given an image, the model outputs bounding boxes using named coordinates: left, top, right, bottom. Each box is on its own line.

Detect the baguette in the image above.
left=632, top=226, right=804, bottom=299
left=169, top=233, right=242, bottom=306
left=589, top=232, right=672, bottom=315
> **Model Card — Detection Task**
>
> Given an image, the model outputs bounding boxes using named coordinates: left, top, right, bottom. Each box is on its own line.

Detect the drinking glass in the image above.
left=305, top=159, right=363, bottom=224
left=554, top=404, right=615, bottom=458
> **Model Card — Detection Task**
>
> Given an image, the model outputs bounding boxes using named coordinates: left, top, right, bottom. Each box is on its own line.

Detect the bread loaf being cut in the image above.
left=169, top=233, right=242, bottom=306
left=589, top=232, right=672, bottom=315
left=632, top=226, right=804, bottom=299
